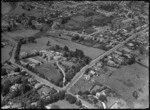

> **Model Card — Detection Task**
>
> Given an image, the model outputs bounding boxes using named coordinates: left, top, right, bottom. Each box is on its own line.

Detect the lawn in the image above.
left=6, top=29, right=39, bottom=40
left=53, top=38, right=105, bottom=59
left=6, top=2, right=43, bottom=18
left=47, top=100, right=79, bottom=109
left=69, top=77, right=95, bottom=95
left=35, top=62, right=62, bottom=83
left=1, top=45, right=13, bottom=63
left=21, top=37, right=63, bottom=53
left=94, top=63, right=149, bottom=108
left=2, top=2, right=12, bottom=15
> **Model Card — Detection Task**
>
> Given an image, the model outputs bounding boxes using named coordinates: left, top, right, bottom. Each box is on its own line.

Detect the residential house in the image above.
left=10, top=84, right=21, bottom=92
left=28, top=58, right=41, bottom=65
left=89, top=70, right=96, bottom=75
left=20, top=52, right=27, bottom=58
left=34, top=83, right=43, bottom=90
left=84, top=74, right=91, bottom=81
left=8, top=72, right=20, bottom=77
left=53, top=56, right=61, bottom=61
left=38, top=86, right=52, bottom=96
left=114, top=50, right=122, bottom=55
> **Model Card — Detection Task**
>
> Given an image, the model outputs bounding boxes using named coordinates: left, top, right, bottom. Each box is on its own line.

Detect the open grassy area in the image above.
left=5, top=29, right=39, bottom=41
left=48, top=100, right=79, bottom=109
left=53, top=38, right=105, bottom=59
left=21, top=37, right=62, bottom=53
left=35, top=62, right=62, bottom=83
left=69, top=77, right=95, bottom=95
left=21, top=36, right=105, bottom=59
left=94, top=63, right=149, bottom=108
left=1, top=45, right=13, bottom=63
left=2, top=2, right=12, bottom=15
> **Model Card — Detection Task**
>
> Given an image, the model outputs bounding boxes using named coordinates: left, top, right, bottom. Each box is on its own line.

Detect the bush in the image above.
left=1, top=68, right=8, bottom=76
left=65, top=94, right=77, bottom=104
left=132, top=91, right=138, bottom=99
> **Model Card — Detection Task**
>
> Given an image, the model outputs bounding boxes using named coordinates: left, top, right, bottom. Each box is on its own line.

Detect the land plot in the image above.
left=47, top=100, right=79, bottom=109
left=2, top=2, right=12, bottom=15
left=94, top=63, right=148, bottom=108
left=53, top=38, right=105, bottom=59
left=6, top=29, right=39, bottom=40
left=1, top=45, right=13, bottom=63
left=69, top=77, right=95, bottom=95
left=35, top=62, right=62, bottom=83
left=2, top=75, right=22, bottom=84
left=21, top=37, right=63, bottom=53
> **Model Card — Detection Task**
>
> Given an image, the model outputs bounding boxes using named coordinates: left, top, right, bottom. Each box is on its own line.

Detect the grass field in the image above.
left=2, top=2, right=12, bottom=15
left=94, top=63, right=149, bottom=108
left=21, top=37, right=63, bottom=53
left=35, top=62, right=62, bottom=83
left=69, top=77, right=95, bottom=95
left=6, top=29, right=39, bottom=40
left=1, top=45, right=13, bottom=63
left=53, top=38, right=105, bottom=59
left=48, top=100, right=79, bottom=109
left=21, top=36, right=105, bottom=59
left=6, top=3, right=43, bottom=17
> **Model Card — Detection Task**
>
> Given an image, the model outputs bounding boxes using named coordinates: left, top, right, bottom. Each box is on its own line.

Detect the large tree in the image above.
left=1, top=68, right=7, bottom=76
left=65, top=94, right=77, bottom=104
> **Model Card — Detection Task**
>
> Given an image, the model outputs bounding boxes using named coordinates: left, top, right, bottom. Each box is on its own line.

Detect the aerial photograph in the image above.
left=1, top=0, right=149, bottom=109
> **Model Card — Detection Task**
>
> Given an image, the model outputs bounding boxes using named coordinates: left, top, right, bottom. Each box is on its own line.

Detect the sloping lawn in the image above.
left=35, top=62, right=62, bottom=83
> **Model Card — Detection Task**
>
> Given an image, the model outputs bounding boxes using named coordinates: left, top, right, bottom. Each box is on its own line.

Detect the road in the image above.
left=56, top=61, right=66, bottom=84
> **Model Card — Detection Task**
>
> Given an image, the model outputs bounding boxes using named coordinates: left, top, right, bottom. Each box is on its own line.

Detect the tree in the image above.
left=64, top=46, right=69, bottom=51
left=2, top=80, right=12, bottom=95
left=37, top=99, right=45, bottom=109
left=58, top=90, right=66, bottom=100
left=98, top=94, right=107, bottom=102
left=65, top=94, right=77, bottom=104
left=47, top=41, right=50, bottom=46
left=83, top=91, right=90, bottom=95
left=14, top=76, right=22, bottom=84
left=10, top=88, right=21, bottom=98
left=53, top=93, right=60, bottom=102
left=85, top=68, right=90, bottom=74
left=55, top=45, right=60, bottom=50
left=91, top=91, right=96, bottom=96
left=132, top=91, right=138, bottom=99
left=75, top=100, right=82, bottom=106
left=14, top=67, right=21, bottom=72
left=1, top=68, right=7, bottom=76
left=71, top=35, right=79, bottom=41
left=127, top=56, right=135, bottom=65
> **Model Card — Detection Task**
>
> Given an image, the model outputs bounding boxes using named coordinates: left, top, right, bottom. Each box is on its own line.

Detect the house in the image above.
left=84, top=74, right=90, bottom=81
left=107, top=60, right=116, bottom=66
left=114, top=50, right=122, bottom=55
left=34, top=83, right=43, bottom=90
left=1, top=105, right=10, bottom=109
left=38, top=86, right=52, bottom=95
left=45, top=104, right=52, bottom=109
left=20, top=52, right=27, bottom=58
left=28, top=58, right=41, bottom=65
left=8, top=72, right=20, bottom=77
left=53, top=56, right=61, bottom=61
left=89, top=70, right=96, bottom=75
left=10, top=84, right=21, bottom=92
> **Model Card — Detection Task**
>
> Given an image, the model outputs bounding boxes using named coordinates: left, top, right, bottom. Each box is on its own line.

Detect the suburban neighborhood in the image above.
left=1, top=1, right=149, bottom=109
